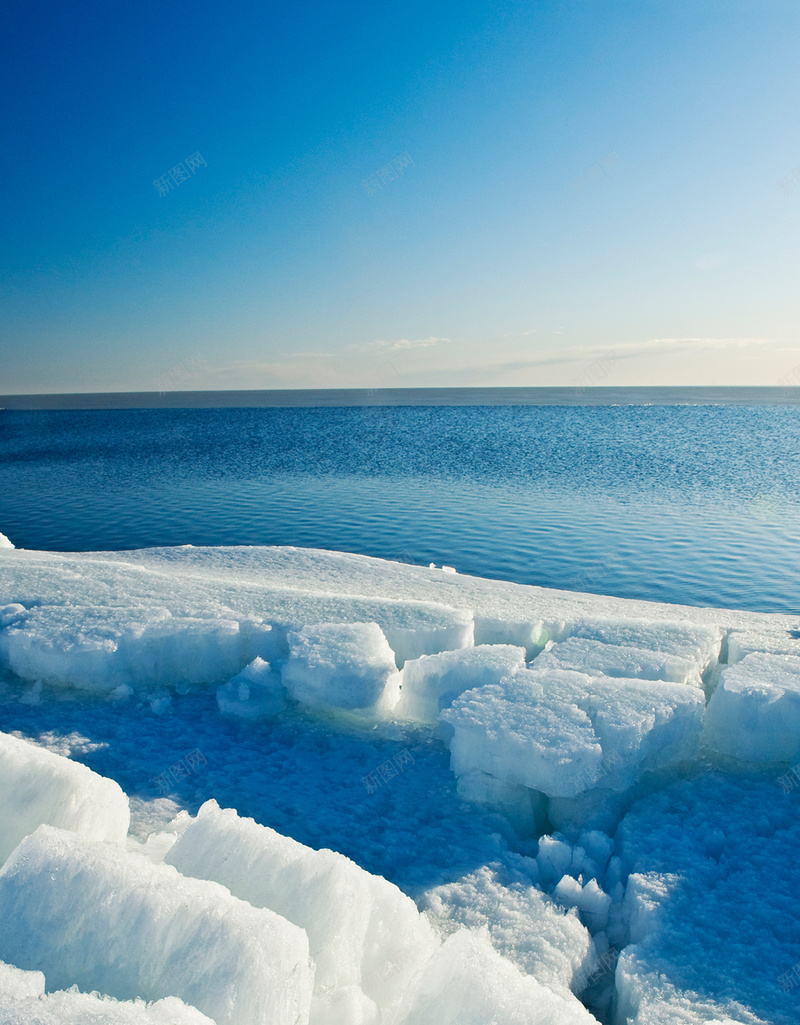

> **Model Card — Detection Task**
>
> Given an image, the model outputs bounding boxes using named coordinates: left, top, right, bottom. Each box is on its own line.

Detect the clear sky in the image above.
left=2, top=0, right=800, bottom=394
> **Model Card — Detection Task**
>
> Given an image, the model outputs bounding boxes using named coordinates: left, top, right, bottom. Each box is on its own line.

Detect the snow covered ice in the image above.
left=1, top=538, right=800, bottom=1024
left=0, top=825, right=314, bottom=1025
left=0, top=729, right=129, bottom=864
left=0, top=959, right=215, bottom=1025
left=164, top=799, right=438, bottom=1010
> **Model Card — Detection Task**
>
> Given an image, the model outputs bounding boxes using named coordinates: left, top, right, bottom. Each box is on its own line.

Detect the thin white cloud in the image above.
left=507, top=336, right=772, bottom=371
left=362, top=336, right=452, bottom=353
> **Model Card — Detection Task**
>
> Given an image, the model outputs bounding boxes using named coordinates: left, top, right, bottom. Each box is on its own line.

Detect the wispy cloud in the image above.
left=361, top=336, right=452, bottom=353
left=491, top=336, right=772, bottom=373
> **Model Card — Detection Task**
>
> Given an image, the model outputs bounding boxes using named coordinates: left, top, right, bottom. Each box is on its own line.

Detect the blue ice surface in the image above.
left=618, top=770, right=800, bottom=1025
left=0, top=673, right=508, bottom=893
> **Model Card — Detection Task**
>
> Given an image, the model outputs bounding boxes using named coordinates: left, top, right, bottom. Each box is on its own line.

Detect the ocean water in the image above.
left=1, top=398, right=799, bottom=614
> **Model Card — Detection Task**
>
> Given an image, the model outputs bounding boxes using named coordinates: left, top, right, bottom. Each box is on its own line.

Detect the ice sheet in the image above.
left=1, top=540, right=798, bottom=1025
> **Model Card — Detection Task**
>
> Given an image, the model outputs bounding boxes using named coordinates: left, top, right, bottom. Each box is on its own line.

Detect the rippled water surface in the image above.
left=1, top=403, right=799, bottom=613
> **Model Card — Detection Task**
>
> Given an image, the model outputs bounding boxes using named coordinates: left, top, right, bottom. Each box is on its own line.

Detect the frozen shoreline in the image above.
left=1, top=536, right=798, bottom=1024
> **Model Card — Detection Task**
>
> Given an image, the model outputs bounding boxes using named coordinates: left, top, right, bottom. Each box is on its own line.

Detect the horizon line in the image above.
left=2, top=385, right=800, bottom=410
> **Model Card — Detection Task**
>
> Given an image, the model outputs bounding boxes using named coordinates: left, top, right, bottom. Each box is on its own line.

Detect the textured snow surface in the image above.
left=384, top=929, right=597, bottom=1025
left=615, top=772, right=800, bottom=1025
left=419, top=861, right=595, bottom=994
left=1, top=541, right=799, bottom=1025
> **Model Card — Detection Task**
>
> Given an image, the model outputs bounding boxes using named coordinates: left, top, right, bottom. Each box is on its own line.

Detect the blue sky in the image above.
left=2, top=0, right=799, bottom=393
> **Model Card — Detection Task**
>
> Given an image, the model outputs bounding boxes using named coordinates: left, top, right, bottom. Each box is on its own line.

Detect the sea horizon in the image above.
left=2, top=384, right=800, bottom=410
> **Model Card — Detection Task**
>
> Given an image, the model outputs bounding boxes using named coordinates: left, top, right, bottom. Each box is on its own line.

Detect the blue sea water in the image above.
left=1, top=397, right=799, bottom=614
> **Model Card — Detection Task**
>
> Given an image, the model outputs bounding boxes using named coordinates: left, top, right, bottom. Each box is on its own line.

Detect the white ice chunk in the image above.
left=0, top=603, right=273, bottom=694
left=726, top=628, right=800, bottom=665
left=0, top=533, right=14, bottom=550
left=0, top=984, right=215, bottom=1025
left=553, top=874, right=583, bottom=907
left=0, top=960, right=45, bottom=1000
left=0, top=826, right=314, bottom=1025
left=536, top=835, right=575, bottom=886
left=548, top=671, right=704, bottom=790
left=472, top=617, right=546, bottom=658
left=578, top=831, right=614, bottom=876
left=282, top=622, right=400, bottom=711
left=395, top=644, right=526, bottom=722
left=533, top=636, right=702, bottom=686
left=704, top=652, right=800, bottom=763
left=564, top=617, right=722, bottom=671
left=386, top=928, right=597, bottom=1025
left=442, top=667, right=703, bottom=800
left=554, top=876, right=612, bottom=932
left=0, top=730, right=129, bottom=865
left=216, top=656, right=287, bottom=718
left=165, top=800, right=437, bottom=1008
left=420, top=864, right=594, bottom=996
left=441, top=671, right=603, bottom=799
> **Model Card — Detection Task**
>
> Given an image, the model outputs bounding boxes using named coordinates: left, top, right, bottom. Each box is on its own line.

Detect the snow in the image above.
left=0, top=825, right=314, bottom=1025
left=614, top=772, right=800, bottom=1025
left=1, top=540, right=799, bottom=1025
left=0, top=960, right=44, bottom=1001
left=560, top=617, right=723, bottom=671
left=0, top=730, right=129, bottom=865
left=725, top=627, right=800, bottom=665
